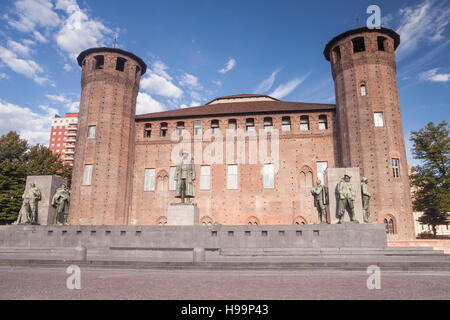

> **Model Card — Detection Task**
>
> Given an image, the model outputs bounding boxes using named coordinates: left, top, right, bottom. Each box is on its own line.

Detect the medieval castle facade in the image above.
left=68, top=27, right=415, bottom=240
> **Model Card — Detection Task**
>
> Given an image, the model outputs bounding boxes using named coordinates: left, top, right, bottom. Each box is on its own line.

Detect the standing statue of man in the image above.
left=311, top=179, right=328, bottom=224
left=175, top=151, right=196, bottom=203
left=337, top=174, right=359, bottom=224
left=361, top=177, right=371, bottom=223
left=52, top=184, right=70, bottom=226
left=17, top=183, right=42, bottom=225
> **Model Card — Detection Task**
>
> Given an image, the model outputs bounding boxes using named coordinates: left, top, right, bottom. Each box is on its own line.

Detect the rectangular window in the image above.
left=246, top=119, right=255, bottom=133
left=227, top=165, right=238, bottom=190
left=300, top=116, right=310, bottom=131
left=282, top=117, right=291, bottom=132
left=88, top=125, right=96, bottom=138
left=361, top=85, right=367, bottom=97
left=144, top=169, right=156, bottom=191
left=392, top=159, right=400, bottom=178
left=145, top=124, right=152, bottom=138
left=316, top=161, right=328, bottom=183
left=169, top=166, right=177, bottom=190
left=374, top=112, right=384, bottom=127
left=263, top=164, right=274, bottom=189
left=319, top=115, right=328, bottom=130
left=200, top=166, right=211, bottom=190
left=194, top=120, right=202, bottom=136
left=83, top=165, right=93, bottom=185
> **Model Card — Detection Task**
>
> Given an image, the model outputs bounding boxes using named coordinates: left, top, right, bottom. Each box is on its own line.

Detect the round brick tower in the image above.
left=324, top=27, right=414, bottom=239
left=69, top=48, right=147, bottom=225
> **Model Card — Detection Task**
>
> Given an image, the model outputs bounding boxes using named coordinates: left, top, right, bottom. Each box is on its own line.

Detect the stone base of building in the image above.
left=167, top=203, right=199, bottom=226
left=0, top=225, right=448, bottom=270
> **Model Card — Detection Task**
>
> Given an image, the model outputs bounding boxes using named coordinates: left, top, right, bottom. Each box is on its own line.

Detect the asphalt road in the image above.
left=0, top=266, right=449, bottom=300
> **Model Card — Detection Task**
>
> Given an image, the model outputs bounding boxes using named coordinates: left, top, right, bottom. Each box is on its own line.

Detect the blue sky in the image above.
left=0, top=0, right=448, bottom=165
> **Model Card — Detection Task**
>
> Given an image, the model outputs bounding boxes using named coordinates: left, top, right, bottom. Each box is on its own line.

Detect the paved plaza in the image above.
left=0, top=266, right=449, bottom=300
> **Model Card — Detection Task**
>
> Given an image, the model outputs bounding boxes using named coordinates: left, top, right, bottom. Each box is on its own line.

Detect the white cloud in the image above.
left=269, top=73, right=310, bottom=99
left=395, top=0, right=450, bottom=59
left=7, top=0, right=60, bottom=33
left=7, top=40, right=32, bottom=57
left=0, top=73, right=10, bottom=80
left=63, top=64, right=72, bottom=72
left=212, top=80, right=222, bottom=87
left=218, top=58, right=236, bottom=74
left=136, top=92, right=166, bottom=115
left=140, top=60, right=184, bottom=99
left=0, top=45, right=47, bottom=84
left=45, top=94, right=79, bottom=112
left=0, top=99, right=58, bottom=146
left=55, top=2, right=112, bottom=60
left=255, top=69, right=280, bottom=93
left=419, top=68, right=450, bottom=82
left=179, top=73, right=202, bottom=90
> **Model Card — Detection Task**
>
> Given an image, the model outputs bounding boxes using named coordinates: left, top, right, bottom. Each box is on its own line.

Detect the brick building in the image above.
left=68, top=27, right=415, bottom=240
left=49, top=113, right=78, bottom=166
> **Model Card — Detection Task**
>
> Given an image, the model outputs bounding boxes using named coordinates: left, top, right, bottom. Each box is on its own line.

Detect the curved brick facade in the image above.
left=69, top=49, right=145, bottom=225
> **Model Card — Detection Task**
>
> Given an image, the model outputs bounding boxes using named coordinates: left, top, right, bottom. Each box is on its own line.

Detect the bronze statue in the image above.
left=17, top=183, right=42, bottom=225
left=175, top=151, right=196, bottom=203
left=337, top=174, right=359, bottom=224
left=52, top=184, right=70, bottom=225
left=311, top=179, right=328, bottom=224
left=361, top=177, right=371, bottom=223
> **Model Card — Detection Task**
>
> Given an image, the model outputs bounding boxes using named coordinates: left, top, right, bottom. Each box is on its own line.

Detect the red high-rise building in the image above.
left=49, top=113, right=79, bottom=166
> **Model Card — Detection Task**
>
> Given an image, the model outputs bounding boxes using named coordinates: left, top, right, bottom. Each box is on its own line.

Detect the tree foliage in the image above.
left=0, top=132, right=72, bottom=225
left=410, top=121, right=449, bottom=236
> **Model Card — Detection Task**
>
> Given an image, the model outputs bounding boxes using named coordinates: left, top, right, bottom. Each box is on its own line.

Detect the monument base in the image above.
left=167, top=203, right=199, bottom=226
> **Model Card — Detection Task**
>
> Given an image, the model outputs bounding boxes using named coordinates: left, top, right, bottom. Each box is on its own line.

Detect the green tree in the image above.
left=0, top=132, right=72, bottom=225
left=410, top=121, right=449, bottom=236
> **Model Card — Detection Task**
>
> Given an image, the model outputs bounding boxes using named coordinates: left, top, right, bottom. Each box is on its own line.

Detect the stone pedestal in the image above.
left=167, top=203, right=199, bottom=226
left=324, top=168, right=364, bottom=224
left=16, top=176, right=67, bottom=226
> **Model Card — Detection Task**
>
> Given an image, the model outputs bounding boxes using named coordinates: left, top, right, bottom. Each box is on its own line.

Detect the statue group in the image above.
left=311, top=174, right=372, bottom=224
left=14, top=182, right=70, bottom=226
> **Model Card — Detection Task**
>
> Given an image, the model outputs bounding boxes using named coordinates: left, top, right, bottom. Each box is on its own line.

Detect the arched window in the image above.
left=201, top=216, right=214, bottom=226
left=294, top=216, right=308, bottom=225
left=247, top=216, right=260, bottom=225
left=156, top=216, right=167, bottom=226
left=300, top=116, right=310, bottom=131
left=300, top=169, right=313, bottom=188
left=157, top=171, right=169, bottom=192
left=384, top=218, right=395, bottom=235
left=352, top=37, right=366, bottom=53
left=319, top=115, right=328, bottom=130
left=360, top=84, right=367, bottom=97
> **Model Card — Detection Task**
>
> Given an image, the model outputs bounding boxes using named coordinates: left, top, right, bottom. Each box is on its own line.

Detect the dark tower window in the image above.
left=319, top=115, right=328, bottom=130
left=116, top=57, right=127, bottom=72
left=332, top=46, right=341, bottom=64
left=360, top=84, right=367, bottom=97
left=352, top=37, right=366, bottom=53
left=94, top=55, right=104, bottom=70
left=300, top=116, right=310, bottom=131
left=160, top=123, right=168, bottom=137
left=144, top=124, right=152, bottom=138
left=378, top=37, right=387, bottom=51
left=135, top=66, right=141, bottom=79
